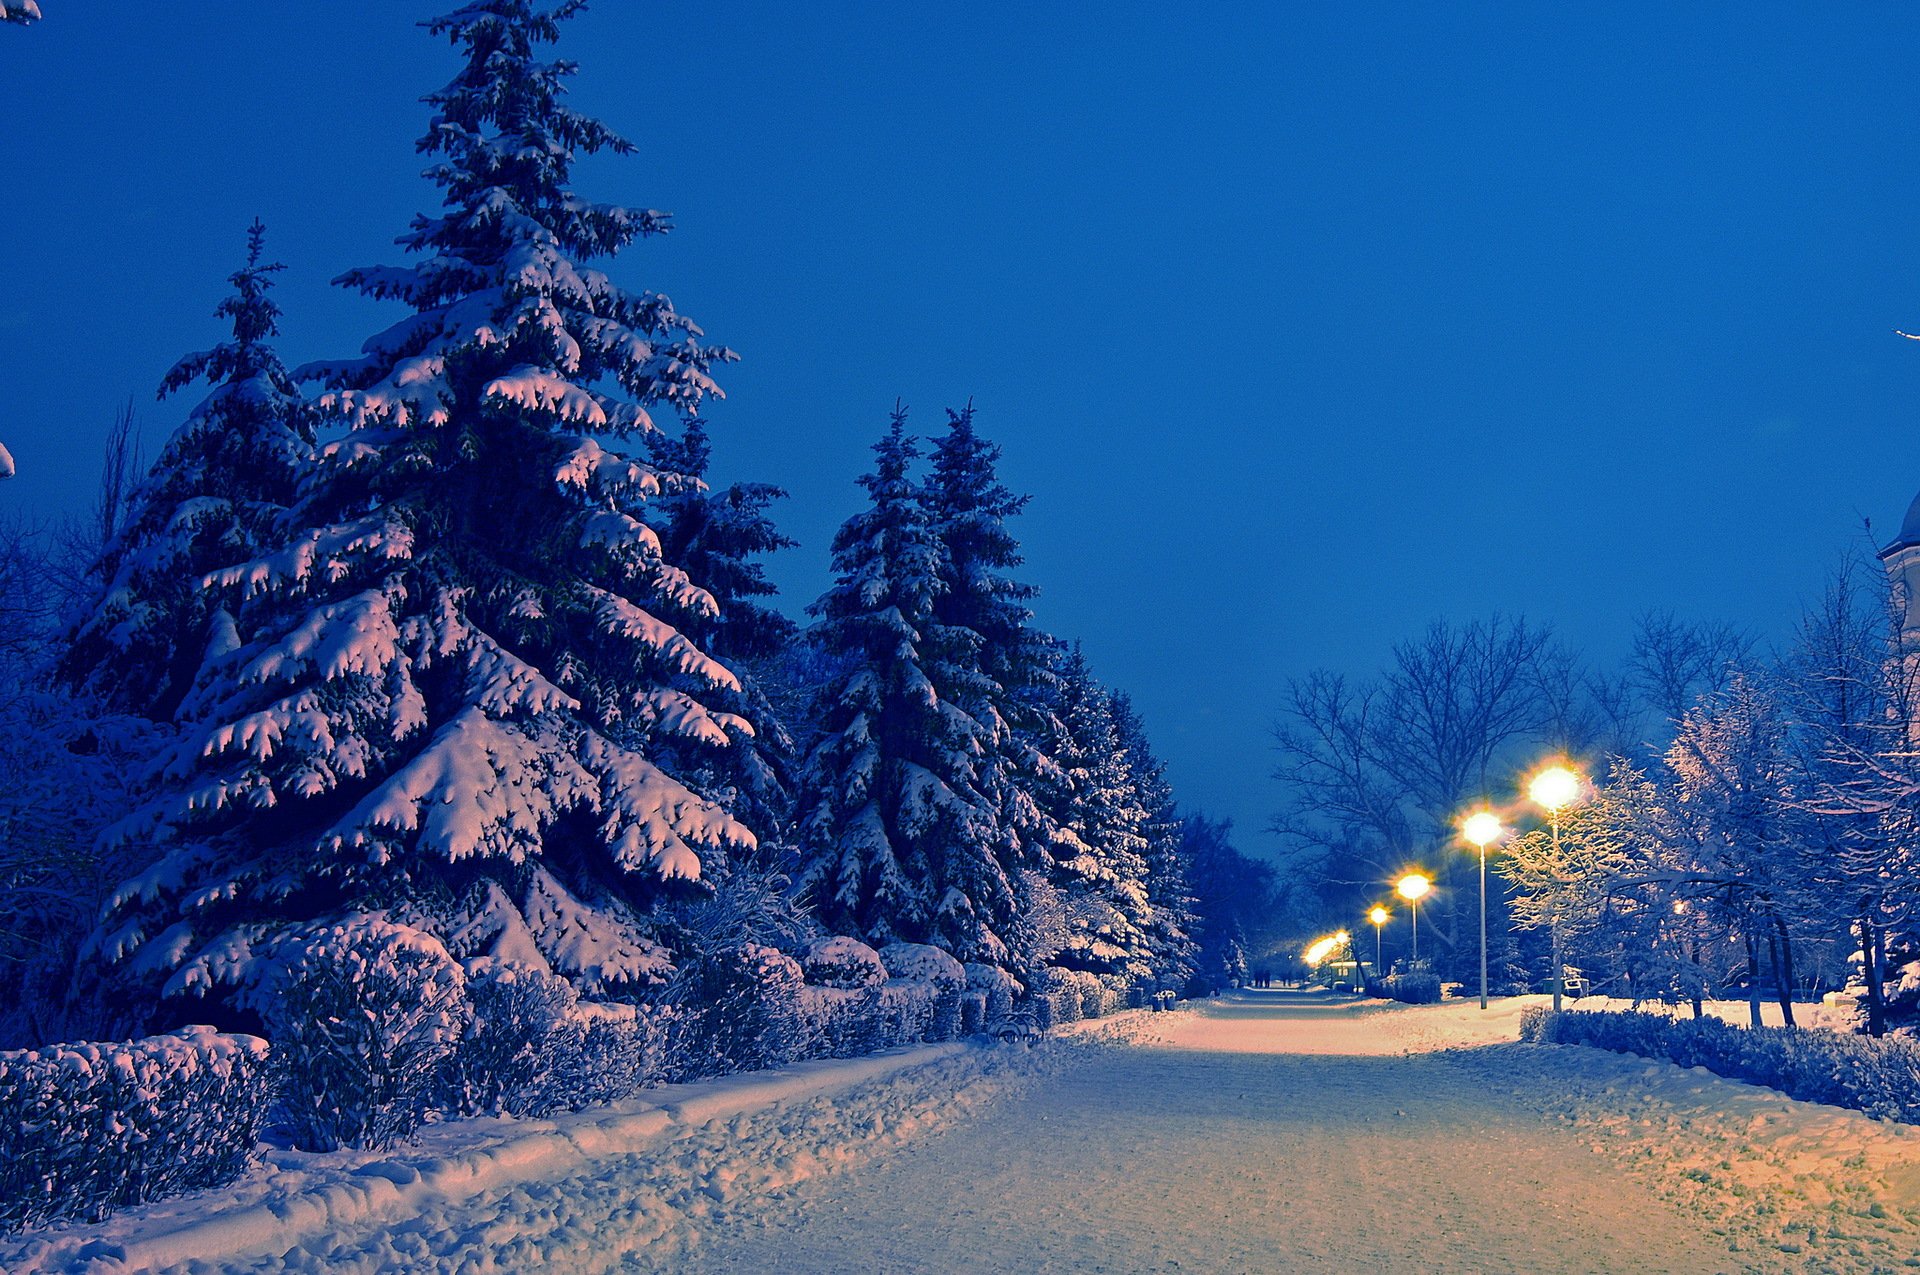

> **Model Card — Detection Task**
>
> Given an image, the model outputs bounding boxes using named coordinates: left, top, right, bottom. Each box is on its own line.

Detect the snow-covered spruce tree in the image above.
left=919, top=405, right=1061, bottom=907
left=1, top=2, right=39, bottom=27
left=1110, top=690, right=1196, bottom=985
left=644, top=417, right=798, bottom=849
left=87, top=1, right=752, bottom=1027
left=1038, top=646, right=1156, bottom=980
left=62, top=221, right=312, bottom=721
left=798, top=408, right=1018, bottom=965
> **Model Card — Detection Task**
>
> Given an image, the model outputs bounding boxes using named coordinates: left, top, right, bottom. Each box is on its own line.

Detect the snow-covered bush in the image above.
left=966, top=962, right=1018, bottom=1023
left=676, top=944, right=815, bottom=1076
left=803, top=986, right=881, bottom=1057
left=545, top=1001, right=682, bottom=1108
left=1521, top=1007, right=1920, bottom=1124
left=878, top=942, right=966, bottom=991
left=803, top=980, right=949, bottom=1056
left=249, top=918, right=469, bottom=1151
left=435, top=960, right=576, bottom=1118
left=802, top=936, right=888, bottom=989
left=1381, top=970, right=1442, bottom=1004
left=0, top=1026, right=271, bottom=1232
left=959, top=991, right=989, bottom=1035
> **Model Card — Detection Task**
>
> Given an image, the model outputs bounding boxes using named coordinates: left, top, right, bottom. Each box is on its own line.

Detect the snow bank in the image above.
left=1454, top=1039, right=1920, bottom=1269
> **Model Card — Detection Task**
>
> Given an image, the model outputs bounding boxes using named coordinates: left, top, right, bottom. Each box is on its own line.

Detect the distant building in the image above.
left=1881, top=493, right=1920, bottom=634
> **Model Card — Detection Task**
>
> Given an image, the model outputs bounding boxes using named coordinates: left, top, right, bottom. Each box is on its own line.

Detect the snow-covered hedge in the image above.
left=803, top=979, right=963, bottom=1057
left=1380, top=971, right=1443, bottom=1004
left=0, top=1026, right=272, bottom=1232
left=878, top=941, right=966, bottom=991
left=965, top=963, right=1018, bottom=1024
left=801, top=936, right=888, bottom=989
left=1027, top=968, right=1135, bottom=1032
left=434, top=962, right=682, bottom=1118
left=252, top=918, right=470, bottom=1152
left=1520, top=1007, right=1920, bottom=1124
left=678, top=944, right=816, bottom=1076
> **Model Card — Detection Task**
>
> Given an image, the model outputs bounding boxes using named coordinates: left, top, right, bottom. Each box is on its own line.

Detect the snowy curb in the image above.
left=34, top=1042, right=968, bottom=1274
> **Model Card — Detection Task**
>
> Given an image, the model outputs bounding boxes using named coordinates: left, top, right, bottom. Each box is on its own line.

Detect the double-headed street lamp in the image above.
left=1461, top=810, right=1504, bottom=1011
left=1527, top=764, right=1583, bottom=1013
left=1394, top=872, right=1431, bottom=962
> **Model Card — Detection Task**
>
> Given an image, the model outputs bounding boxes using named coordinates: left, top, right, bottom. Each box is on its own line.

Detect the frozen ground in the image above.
left=10, top=990, right=1920, bottom=1273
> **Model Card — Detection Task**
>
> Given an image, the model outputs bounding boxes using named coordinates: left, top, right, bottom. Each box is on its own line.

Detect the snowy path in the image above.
left=17, top=991, right=1920, bottom=1273
left=681, top=991, right=1745, bottom=1274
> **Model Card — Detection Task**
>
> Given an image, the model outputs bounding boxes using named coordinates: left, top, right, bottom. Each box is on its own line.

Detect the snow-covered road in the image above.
left=18, top=990, right=1920, bottom=1273
left=684, top=990, right=1746, bottom=1274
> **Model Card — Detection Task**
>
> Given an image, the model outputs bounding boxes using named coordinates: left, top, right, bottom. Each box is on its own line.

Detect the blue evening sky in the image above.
left=5, top=4, right=1920, bottom=854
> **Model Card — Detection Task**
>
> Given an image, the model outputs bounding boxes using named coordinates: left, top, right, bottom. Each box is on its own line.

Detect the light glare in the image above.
left=1395, top=872, right=1431, bottom=902
left=1462, top=810, right=1503, bottom=848
left=1528, top=764, right=1582, bottom=811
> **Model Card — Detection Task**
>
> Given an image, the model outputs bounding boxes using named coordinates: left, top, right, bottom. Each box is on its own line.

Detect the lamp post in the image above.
left=1462, top=810, right=1503, bottom=1011
left=1527, top=764, right=1583, bottom=1014
left=1368, top=905, right=1390, bottom=986
left=1395, top=872, right=1432, bottom=962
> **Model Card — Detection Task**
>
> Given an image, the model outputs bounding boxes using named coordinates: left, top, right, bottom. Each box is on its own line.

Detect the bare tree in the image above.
left=1785, top=549, right=1920, bottom=1034
left=93, top=398, right=141, bottom=551
left=1629, top=610, right=1754, bottom=729
left=1271, top=615, right=1574, bottom=957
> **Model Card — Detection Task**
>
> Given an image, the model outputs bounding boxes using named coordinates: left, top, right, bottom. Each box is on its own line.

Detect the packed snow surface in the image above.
left=11, top=991, right=1920, bottom=1272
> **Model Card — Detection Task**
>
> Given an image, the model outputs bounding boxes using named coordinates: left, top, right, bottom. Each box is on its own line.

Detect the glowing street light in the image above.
left=1528, top=763, right=1584, bottom=1014
left=1461, top=809, right=1504, bottom=1011
left=1304, top=932, right=1343, bottom=968
left=1367, top=904, right=1390, bottom=985
left=1395, top=872, right=1432, bottom=961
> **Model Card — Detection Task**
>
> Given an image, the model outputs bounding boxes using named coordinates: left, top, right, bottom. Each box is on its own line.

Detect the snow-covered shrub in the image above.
left=250, top=918, right=469, bottom=1152
left=546, top=1001, right=681, bottom=1107
left=873, top=980, right=939, bottom=1044
left=878, top=942, right=966, bottom=992
left=0, top=1026, right=271, bottom=1232
left=1381, top=970, right=1442, bottom=1004
left=802, top=936, right=888, bottom=989
left=959, top=991, right=989, bottom=1035
left=800, top=979, right=950, bottom=1056
left=676, top=944, right=815, bottom=1076
left=435, top=960, right=576, bottom=1118
left=966, top=962, right=1018, bottom=1023
left=1522, top=1007, right=1920, bottom=1124
left=801, top=985, right=873, bottom=1058
left=928, top=989, right=963, bottom=1040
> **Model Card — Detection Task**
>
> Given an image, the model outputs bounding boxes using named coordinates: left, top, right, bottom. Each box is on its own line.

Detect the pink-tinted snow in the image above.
left=10, top=991, right=1920, bottom=1273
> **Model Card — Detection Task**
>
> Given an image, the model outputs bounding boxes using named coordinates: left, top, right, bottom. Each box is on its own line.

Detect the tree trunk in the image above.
left=1744, top=930, right=1763, bottom=1028
left=1686, top=938, right=1704, bottom=1020
left=1860, top=912, right=1887, bottom=1038
left=1768, top=918, right=1796, bottom=1029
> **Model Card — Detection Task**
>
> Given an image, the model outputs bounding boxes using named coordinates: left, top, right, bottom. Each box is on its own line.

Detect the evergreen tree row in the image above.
left=28, top=1, right=1203, bottom=1045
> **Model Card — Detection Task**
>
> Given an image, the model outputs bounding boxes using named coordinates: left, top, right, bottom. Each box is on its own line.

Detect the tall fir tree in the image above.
left=798, top=408, right=1019, bottom=964
left=1111, top=690, right=1196, bottom=984
left=63, top=221, right=312, bottom=721
left=645, top=417, right=799, bottom=852
left=919, top=404, right=1059, bottom=894
left=1040, top=646, right=1157, bottom=979
left=86, top=1, right=753, bottom=1019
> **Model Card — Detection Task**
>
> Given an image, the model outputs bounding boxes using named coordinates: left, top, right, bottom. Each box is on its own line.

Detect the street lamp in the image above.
left=1367, top=904, right=1390, bottom=986
left=1395, top=872, right=1432, bottom=962
left=1461, top=809, right=1503, bottom=1011
left=1527, top=764, right=1583, bottom=1014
